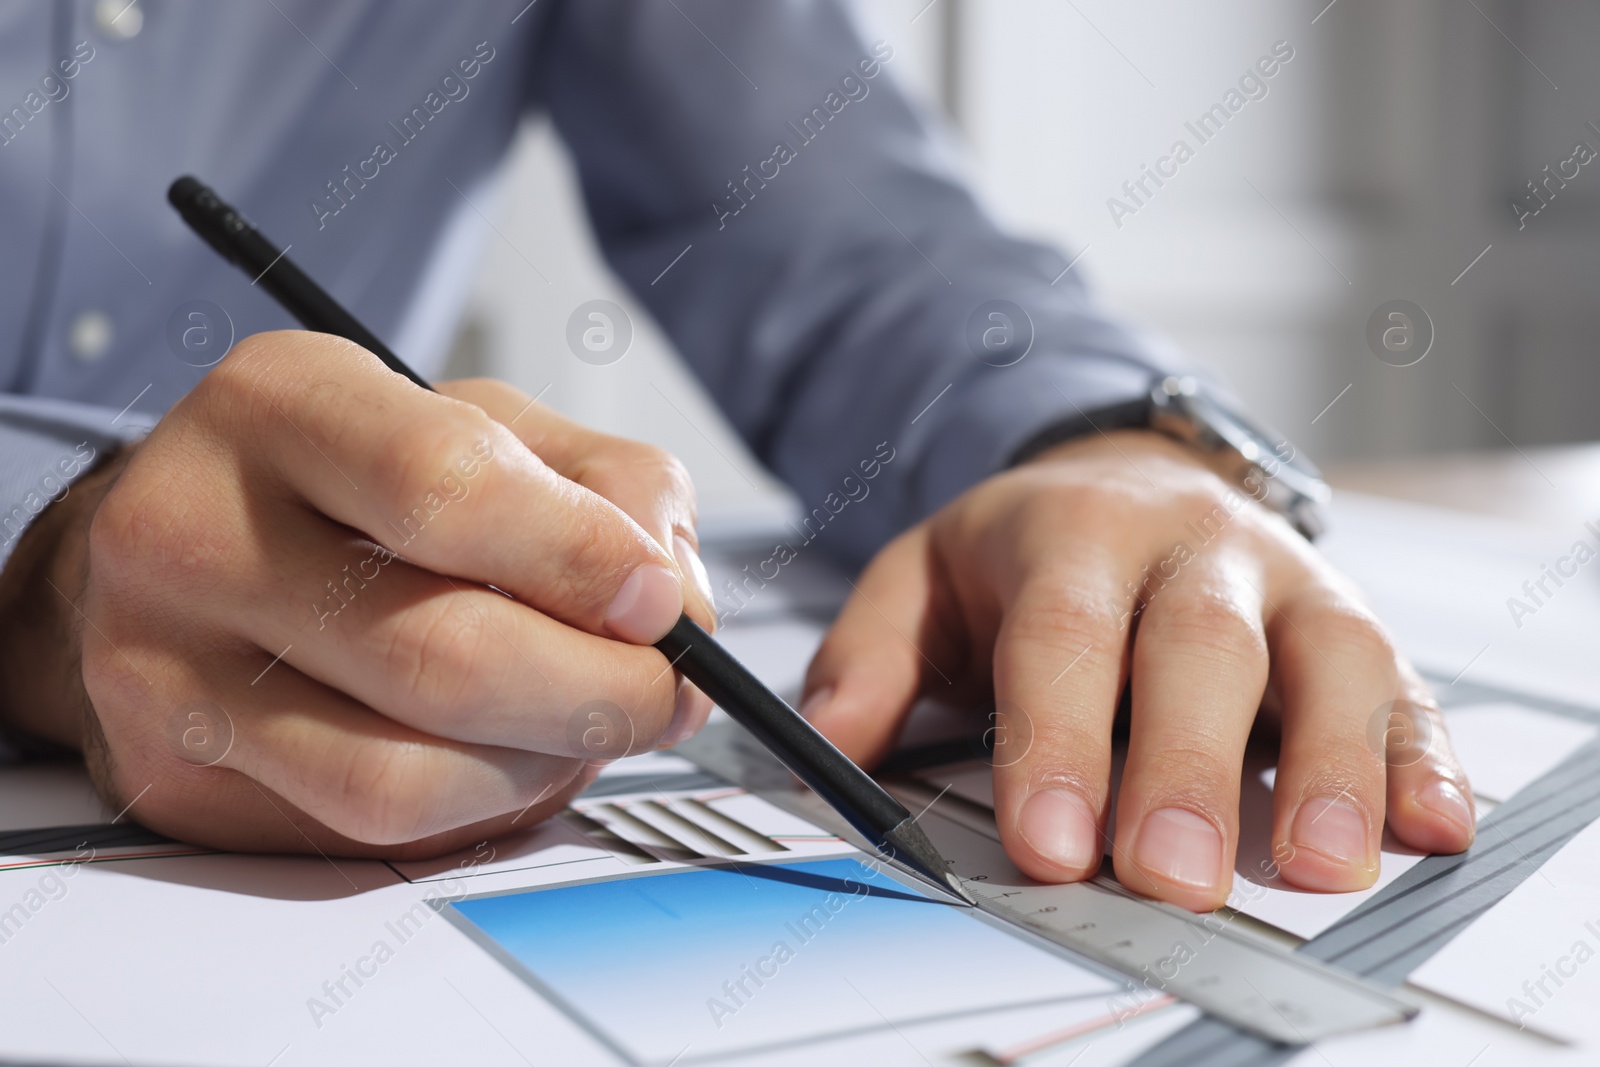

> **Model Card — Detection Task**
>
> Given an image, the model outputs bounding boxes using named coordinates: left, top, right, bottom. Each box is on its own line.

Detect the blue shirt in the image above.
left=0, top=0, right=1177, bottom=569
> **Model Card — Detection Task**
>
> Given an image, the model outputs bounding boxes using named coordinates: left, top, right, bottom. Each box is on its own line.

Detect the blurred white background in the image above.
left=444, top=0, right=1600, bottom=523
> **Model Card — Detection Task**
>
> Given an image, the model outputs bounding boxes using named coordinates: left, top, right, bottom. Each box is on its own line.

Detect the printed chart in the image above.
left=449, top=856, right=1119, bottom=1065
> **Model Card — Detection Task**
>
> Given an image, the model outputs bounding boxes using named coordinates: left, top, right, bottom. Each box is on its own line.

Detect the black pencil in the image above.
left=167, top=176, right=974, bottom=906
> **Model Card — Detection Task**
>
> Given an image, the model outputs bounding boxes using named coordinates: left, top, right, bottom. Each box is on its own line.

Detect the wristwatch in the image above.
left=1147, top=375, right=1330, bottom=540
left=1011, top=373, right=1331, bottom=541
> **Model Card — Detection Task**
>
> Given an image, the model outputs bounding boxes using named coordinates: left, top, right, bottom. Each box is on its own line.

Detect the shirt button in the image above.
left=68, top=310, right=114, bottom=362
left=93, top=0, right=144, bottom=40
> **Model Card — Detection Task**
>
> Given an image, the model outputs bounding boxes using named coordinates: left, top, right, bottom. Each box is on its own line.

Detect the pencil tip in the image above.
left=879, top=817, right=976, bottom=906
left=944, top=871, right=980, bottom=907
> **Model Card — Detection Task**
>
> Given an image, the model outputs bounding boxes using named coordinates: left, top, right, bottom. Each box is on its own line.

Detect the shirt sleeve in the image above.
left=536, top=0, right=1190, bottom=566
left=0, top=394, right=155, bottom=572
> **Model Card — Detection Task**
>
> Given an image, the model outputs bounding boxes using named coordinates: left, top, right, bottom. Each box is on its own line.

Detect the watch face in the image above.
left=1212, top=400, right=1328, bottom=498
left=1205, top=398, right=1319, bottom=477
left=1153, top=377, right=1330, bottom=512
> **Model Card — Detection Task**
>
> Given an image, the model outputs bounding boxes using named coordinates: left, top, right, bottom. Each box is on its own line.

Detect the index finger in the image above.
left=434, top=377, right=717, bottom=631
left=989, top=555, right=1132, bottom=887
left=216, top=332, right=684, bottom=643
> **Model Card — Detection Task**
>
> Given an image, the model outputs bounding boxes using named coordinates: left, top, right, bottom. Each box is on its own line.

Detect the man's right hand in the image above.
left=0, top=331, right=717, bottom=858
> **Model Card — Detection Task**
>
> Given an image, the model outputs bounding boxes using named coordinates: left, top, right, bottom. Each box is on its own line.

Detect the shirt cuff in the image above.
left=909, top=348, right=1169, bottom=521
left=0, top=395, right=157, bottom=572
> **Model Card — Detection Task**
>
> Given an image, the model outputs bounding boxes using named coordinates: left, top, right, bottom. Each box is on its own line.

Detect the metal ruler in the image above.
left=1130, top=676, right=1600, bottom=1067
left=679, top=724, right=1416, bottom=1047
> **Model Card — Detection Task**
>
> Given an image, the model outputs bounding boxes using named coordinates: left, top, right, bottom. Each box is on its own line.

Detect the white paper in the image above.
left=1442, top=703, right=1596, bottom=803
left=1319, top=494, right=1600, bottom=708
left=0, top=753, right=1126, bottom=1066
left=1409, top=816, right=1600, bottom=1045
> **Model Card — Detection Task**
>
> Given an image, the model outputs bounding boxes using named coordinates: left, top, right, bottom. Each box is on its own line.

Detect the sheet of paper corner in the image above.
left=1319, top=493, right=1600, bottom=710
left=913, top=702, right=1596, bottom=942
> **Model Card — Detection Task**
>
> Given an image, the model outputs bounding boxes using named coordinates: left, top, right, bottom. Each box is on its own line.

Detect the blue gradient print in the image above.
left=452, top=857, right=1113, bottom=1063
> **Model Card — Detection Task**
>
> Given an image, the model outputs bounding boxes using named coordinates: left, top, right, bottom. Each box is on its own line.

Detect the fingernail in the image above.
left=659, top=680, right=712, bottom=748
left=1018, top=788, right=1100, bottom=872
left=605, top=563, right=683, bottom=643
left=799, top=686, right=834, bottom=720
left=673, top=534, right=715, bottom=615
left=1417, top=778, right=1474, bottom=830
left=1134, top=807, right=1223, bottom=890
left=1291, top=796, right=1373, bottom=867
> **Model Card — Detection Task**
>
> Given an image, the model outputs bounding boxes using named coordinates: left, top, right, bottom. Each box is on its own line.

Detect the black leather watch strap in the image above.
left=1006, top=393, right=1155, bottom=467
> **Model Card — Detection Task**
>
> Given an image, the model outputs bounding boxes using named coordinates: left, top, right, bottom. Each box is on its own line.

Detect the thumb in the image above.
left=801, top=527, right=954, bottom=768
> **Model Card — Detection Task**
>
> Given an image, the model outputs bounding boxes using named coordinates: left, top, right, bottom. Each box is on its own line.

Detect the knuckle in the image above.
left=647, top=447, right=695, bottom=497
left=1295, top=598, right=1394, bottom=659
left=1176, top=486, right=1242, bottom=533
left=1020, top=720, right=1111, bottom=790
left=1012, top=580, right=1124, bottom=650
left=387, top=412, right=497, bottom=515
left=1058, top=472, right=1131, bottom=508
left=601, top=437, right=672, bottom=473
left=333, top=742, right=436, bottom=844
left=620, top=439, right=678, bottom=476
left=1136, top=743, right=1240, bottom=803
left=452, top=377, right=516, bottom=403
left=1297, top=758, right=1384, bottom=800
left=1025, top=479, right=1131, bottom=533
left=590, top=439, right=697, bottom=513
left=197, top=332, right=288, bottom=412
left=198, top=334, right=259, bottom=394
left=89, top=470, right=226, bottom=590
left=1148, top=592, right=1266, bottom=661
left=201, top=331, right=413, bottom=434
left=386, top=596, right=497, bottom=718
left=86, top=480, right=142, bottom=582
left=552, top=498, right=648, bottom=611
